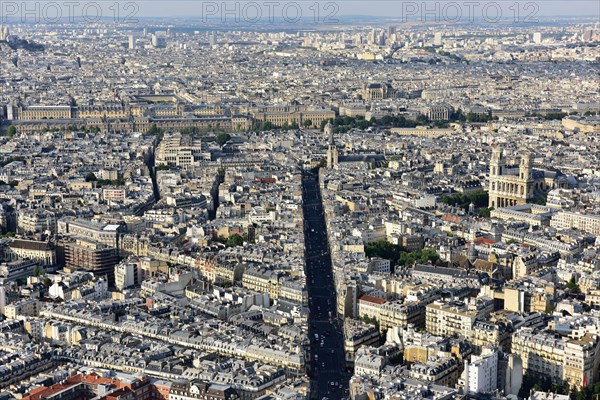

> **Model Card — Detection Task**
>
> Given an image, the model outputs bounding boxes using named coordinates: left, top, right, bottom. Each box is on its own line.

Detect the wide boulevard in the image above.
left=302, top=170, right=348, bottom=400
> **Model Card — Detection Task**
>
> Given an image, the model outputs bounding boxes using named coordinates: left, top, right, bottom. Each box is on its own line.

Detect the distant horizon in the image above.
left=74, top=0, right=600, bottom=18
left=1, top=14, right=598, bottom=25
left=1, top=0, right=598, bottom=25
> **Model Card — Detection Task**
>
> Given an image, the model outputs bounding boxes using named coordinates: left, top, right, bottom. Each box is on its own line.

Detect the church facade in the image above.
left=488, top=147, right=567, bottom=209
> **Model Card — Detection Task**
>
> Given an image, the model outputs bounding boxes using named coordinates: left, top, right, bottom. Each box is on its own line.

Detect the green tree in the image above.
left=479, top=207, right=492, bottom=218
left=543, top=112, right=568, bottom=121
left=216, top=133, right=231, bottom=146
left=466, top=112, right=492, bottom=123
left=388, top=351, right=403, bottom=366
left=96, top=178, right=125, bottom=187
left=416, top=114, right=430, bottom=124
left=85, top=172, right=97, bottom=182
left=303, top=119, right=312, bottom=127
left=226, top=233, right=245, bottom=247
left=7, top=125, right=16, bottom=137
left=181, top=127, right=200, bottom=135
left=441, top=191, right=489, bottom=211
left=397, top=248, right=439, bottom=267
left=214, top=235, right=227, bottom=244
left=359, top=315, right=379, bottom=327
left=567, top=277, right=581, bottom=294
left=365, top=242, right=439, bottom=269
left=571, top=386, right=588, bottom=400
left=147, top=123, right=163, bottom=136
left=320, top=118, right=333, bottom=130
left=365, top=241, right=404, bottom=266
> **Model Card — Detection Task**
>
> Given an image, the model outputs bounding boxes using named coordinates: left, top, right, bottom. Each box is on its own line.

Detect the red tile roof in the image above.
left=358, top=295, right=386, bottom=305
left=474, top=237, right=496, bottom=245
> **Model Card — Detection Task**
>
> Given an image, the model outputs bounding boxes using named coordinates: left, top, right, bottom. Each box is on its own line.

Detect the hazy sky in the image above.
left=126, top=0, right=598, bottom=17
left=2, top=0, right=598, bottom=22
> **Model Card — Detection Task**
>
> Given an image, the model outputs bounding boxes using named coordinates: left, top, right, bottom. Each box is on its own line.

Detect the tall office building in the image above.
left=209, top=31, right=218, bottom=46
left=128, top=34, right=136, bottom=50
left=0, top=24, right=9, bottom=41
left=434, top=32, right=443, bottom=46
left=533, top=32, right=543, bottom=43
left=152, top=33, right=167, bottom=48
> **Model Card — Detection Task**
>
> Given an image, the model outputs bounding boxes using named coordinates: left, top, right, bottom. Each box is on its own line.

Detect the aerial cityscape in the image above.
left=0, top=3, right=599, bottom=400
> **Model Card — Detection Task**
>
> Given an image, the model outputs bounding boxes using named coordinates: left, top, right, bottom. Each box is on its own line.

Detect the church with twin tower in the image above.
left=488, top=146, right=568, bottom=209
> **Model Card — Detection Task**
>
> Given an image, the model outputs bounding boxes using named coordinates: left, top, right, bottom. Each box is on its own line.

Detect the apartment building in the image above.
left=551, top=211, right=600, bottom=236
left=155, top=132, right=203, bottom=169
left=0, top=259, right=38, bottom=281
left=512, top=328, right=600, bottom=389
left=357, top=295, right=386, bottom=321
left=463, top=348, right=499, bottom=394
left=4, top=299, right=39, bottom=319
left=115, top=262, right=142, bottom=290
left=169, top=381, right=239, bottom=400
left=17, top=209, right=57, bottom=234
left=379, top=301, right=426, bottom=332
left=103, top=187, right=127, bottom=202
left=241, top=267, right=283, bottom=301
left=410, top=357, right=461, bottom=387
left=426, top=301, right=480, bottom=338
left=343, top=319, right=380, bottom=367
